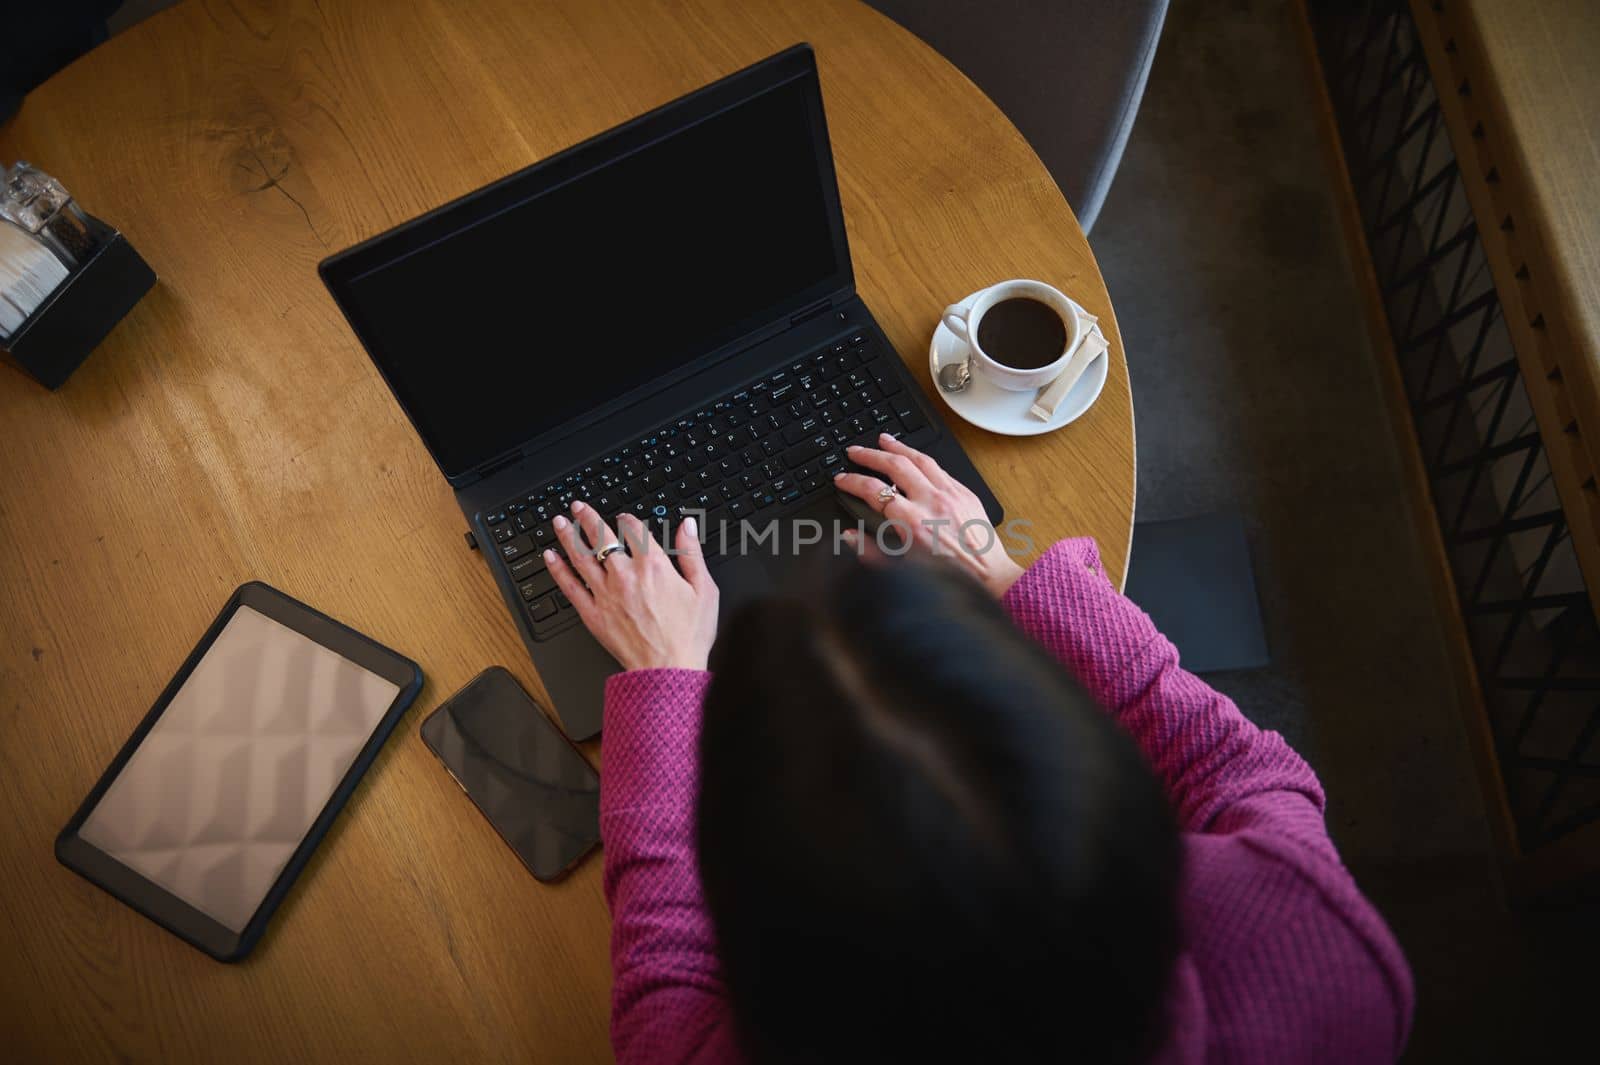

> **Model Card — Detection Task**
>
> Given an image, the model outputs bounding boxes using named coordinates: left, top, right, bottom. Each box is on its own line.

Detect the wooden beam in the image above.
left=1408, top=0, right=1600, bottom=634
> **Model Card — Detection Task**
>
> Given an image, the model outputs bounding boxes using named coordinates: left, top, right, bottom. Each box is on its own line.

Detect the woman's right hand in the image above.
left=833, top=432, right=1025, bottom=598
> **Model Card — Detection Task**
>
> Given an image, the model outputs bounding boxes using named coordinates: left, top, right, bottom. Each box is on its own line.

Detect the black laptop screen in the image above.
left=329, top=66, right=844, bottom=479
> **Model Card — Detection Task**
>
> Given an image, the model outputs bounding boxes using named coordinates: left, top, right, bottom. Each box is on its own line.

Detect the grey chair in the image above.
left=865, top=0, right=1168, bottom=233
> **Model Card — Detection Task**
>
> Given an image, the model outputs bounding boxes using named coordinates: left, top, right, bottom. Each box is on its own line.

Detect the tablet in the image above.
left=56, top=582, right=423, bottom=961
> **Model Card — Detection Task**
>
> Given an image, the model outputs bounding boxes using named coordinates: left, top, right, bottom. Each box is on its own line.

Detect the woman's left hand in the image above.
left=544, top=501, right=720, bottom=671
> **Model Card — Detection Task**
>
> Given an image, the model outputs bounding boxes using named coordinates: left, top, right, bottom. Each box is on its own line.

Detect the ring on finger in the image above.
left=594, top=541, right=626, bottom=564
left=877, top=484, right=900, bottom=507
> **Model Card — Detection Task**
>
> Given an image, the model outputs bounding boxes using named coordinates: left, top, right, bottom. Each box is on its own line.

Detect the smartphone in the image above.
left=420, top=667, right=600, bottom=881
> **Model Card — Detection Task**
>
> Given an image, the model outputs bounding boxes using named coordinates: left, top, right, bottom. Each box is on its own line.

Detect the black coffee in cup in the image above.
left=976, top=297, right=1067, bottom=370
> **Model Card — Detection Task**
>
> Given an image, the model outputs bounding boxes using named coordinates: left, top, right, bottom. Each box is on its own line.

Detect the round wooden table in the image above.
left=0, top=0, right=1134, bottom=1060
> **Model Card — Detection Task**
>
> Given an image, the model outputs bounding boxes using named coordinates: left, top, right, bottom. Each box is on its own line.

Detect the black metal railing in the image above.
left=1309, top=0, right=1600, bottom=850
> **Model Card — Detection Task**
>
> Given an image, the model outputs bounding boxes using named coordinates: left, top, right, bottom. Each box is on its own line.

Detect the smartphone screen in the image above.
left=420, top=668, right=599, bottom=881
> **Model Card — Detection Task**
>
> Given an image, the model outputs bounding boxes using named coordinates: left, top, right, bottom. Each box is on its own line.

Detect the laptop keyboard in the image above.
left=482, top=331, right=933, bottom=639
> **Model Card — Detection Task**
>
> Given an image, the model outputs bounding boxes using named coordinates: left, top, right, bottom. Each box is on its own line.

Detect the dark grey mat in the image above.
left=1126, top=513, right=1269, bottom=674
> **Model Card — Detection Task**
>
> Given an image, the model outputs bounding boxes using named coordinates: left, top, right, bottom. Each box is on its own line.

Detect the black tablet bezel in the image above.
left=55, top=581, right=424, bottom=962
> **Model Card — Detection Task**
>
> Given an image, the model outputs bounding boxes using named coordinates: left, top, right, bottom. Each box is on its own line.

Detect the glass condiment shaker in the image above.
left=1, top=161, right=100, bottom=268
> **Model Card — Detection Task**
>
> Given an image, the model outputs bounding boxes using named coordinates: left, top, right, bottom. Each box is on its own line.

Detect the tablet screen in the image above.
left=77, top=605, right=401, bottom=932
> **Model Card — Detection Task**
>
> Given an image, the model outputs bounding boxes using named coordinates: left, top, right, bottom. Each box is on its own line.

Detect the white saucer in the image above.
left=928, top=288, right=1108, bottom=436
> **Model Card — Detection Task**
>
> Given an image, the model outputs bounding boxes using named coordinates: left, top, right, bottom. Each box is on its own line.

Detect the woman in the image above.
left=543, top=432, right=1413, bottom=1064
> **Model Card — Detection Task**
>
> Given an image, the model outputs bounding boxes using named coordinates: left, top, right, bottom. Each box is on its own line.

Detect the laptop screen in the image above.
left=323, top=54, right=847, bottom=480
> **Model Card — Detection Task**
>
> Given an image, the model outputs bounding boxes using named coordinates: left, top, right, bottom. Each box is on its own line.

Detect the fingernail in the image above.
left=880, top=432, right=893, bottom=441
left=571, top=500, right=585, bottom=512
left=542, top=549, right=556, bottom=563
left=554, top=515, right=568, bottom=529
left=846, top=444, right=860, bottom=452
left=683, top=516, right=697, bottom=536
left=833, top=471, right=845, bottom=480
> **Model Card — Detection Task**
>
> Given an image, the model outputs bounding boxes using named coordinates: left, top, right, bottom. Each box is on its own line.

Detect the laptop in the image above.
left=319, top=44, right=1000, bottom=740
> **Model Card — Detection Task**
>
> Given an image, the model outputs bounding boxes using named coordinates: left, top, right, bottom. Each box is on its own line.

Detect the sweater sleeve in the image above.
left=1001, top=539, right=1414, bottom=1058
left=1000, top=537, right=1326, bottom=839
left=601, top=669, right=741, bottom=1065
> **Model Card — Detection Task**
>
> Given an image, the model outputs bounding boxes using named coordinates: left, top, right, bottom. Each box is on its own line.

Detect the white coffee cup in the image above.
left=942, top=279, right=1082, bottom=392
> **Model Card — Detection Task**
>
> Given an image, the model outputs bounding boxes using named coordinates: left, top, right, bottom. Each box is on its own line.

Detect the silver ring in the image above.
left=877, top=484, right=900, bottom=507
left=594, top=542, right=625, bottom=563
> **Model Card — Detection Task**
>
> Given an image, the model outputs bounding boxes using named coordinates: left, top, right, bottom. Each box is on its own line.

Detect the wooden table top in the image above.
left=0, top=0, right=1134, bottom=1060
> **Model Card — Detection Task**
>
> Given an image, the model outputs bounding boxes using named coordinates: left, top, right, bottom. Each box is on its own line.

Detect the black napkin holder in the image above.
left=1, top=213, right=156, bottom=390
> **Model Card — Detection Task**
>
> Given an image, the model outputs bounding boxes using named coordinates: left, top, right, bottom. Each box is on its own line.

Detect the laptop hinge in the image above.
left=789, top=297, right=833, bottom=328
left=474, top=450, right=525, bottom=483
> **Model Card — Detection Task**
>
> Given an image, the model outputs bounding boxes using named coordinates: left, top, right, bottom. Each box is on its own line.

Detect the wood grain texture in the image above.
left=0, top=0, right=1134, bottom=1060
left=1406, top=0, right=1600, bottom=622
left=1459, top=0, right=1600, bottom=486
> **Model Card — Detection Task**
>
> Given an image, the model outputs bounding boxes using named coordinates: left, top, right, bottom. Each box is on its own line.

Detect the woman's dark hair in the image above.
left=698, top=557, right=1181, bottom=1064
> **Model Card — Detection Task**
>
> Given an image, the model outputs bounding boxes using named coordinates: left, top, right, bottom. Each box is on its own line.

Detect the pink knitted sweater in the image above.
left=600, top=538, right=1414, bottom=1063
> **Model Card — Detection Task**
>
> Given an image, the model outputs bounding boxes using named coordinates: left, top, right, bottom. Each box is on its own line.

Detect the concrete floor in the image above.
left=1094, top=1, right=1598, bottom=1060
